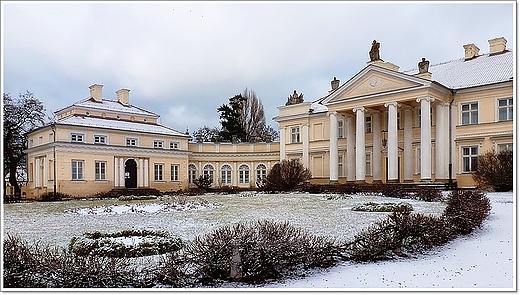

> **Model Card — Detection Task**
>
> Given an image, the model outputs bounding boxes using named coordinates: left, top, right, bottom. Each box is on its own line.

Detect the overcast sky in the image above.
left=2, top=1, right=514, bottom=135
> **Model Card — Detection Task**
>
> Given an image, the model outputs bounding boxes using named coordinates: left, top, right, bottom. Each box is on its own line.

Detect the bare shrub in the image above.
left=193, top=174, right=213, bottom=190
left=373, top=184, right=409, bottom=199
left=413, top=187, right=443, bottom=202
left=39, top=192, right=70, bottom=202
left=262, top=160, right=312, bottom=192
left=442, top=190, right=491, bottom=235
left=473, top=149, right=513, bottom=192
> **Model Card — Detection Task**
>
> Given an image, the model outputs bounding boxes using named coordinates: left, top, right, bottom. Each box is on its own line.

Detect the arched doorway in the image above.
left=125, top=159, right=137, bottom=188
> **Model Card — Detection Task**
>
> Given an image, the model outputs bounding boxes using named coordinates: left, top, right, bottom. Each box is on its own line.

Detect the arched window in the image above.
left=220, top=164, right=232, bottom=185
left=239, top=164, right=250, bottom=184
left=203, top=164, right=214, bottom=184
left=188, top=164, right=197, bottom=184
left=256, top=163, right=267, bottom=185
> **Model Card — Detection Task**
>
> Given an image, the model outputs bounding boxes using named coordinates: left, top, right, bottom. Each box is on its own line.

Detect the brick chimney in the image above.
left=116, top=88, right=130, bottom=106
left=463, top=43, right=480, bottom=60
left=488, top=37, right=507, bottom=55
left=89, top=84, right=103, bottom=102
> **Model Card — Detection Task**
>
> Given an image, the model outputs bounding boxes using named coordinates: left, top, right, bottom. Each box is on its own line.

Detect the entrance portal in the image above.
left=125, top=159, right=137, bottom=188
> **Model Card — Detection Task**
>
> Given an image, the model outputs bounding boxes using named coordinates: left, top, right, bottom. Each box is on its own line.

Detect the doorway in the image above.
left=125, top=159, right=137, bottom=188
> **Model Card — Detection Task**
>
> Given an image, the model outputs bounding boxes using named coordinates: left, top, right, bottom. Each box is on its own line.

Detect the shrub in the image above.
left=442, top=190, right=491, bottom=235
left=413, top=187, right=443, bottom=202
left=473, top=149, right=513, bottom=192
left=159, top=220, right=340, bottom=286
left=374, top=184, right=409, bottom=199
left=193, top=174, right=213, bottom=190
left=351, top=202, right=413, bottom=212
left=262, top=160, right=312, bottom=192
left=39, top=192, right=70, bottom=202
left=338, top=183, right=363, bottom=194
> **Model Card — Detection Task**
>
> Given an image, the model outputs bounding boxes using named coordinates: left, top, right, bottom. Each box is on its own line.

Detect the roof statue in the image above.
left=418, top=57, right=430, bottom=73
left=286, top=90, right=304, bottom=106
left=369, top=39, right=382, bottom=62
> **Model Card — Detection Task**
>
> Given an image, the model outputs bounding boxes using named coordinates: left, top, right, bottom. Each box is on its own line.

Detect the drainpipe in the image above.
left=448, top=89, right=457, bottom=185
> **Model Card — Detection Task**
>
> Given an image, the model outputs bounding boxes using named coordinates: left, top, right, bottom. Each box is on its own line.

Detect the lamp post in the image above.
left=50, top=124, right=56, bottom=195
left=381, top=130, right=388, bottom=149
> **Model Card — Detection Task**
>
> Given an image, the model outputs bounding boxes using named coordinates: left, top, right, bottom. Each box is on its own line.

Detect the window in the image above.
left=365, top=153, right=372, bottom=176
left=337, top=120, right=344, bottom=138
left=498, top=98, right=513, bottom=121
left=462, top=146, right=478, bottom=173
left=153, top=140, right=165, bottom=149
left=71, top=160, right=84, bottom=180
left=203, top=164, right=214, bottom=184
left=221, top=164, right=232, bottom=185
left=95, top=161, right=106, bottom=180
left=70, top=133, right=85, bottom=143
left=461, top=102, right=478, bottom=125
left=94, top=135, right=107, bottom=144
left=397, top=111, right=401, bottom=129
left=188, top=164, right=197, bottom=184
left=154, top=164, right=164, bottom=181
left=365, top=115, right=372, bottom=133
left=171, top=165, right=179, bottom=181
left=416, top=148, right=421, bottom=174
left=338, top=155, right=344, bottom=177
left=418, top=107, right=435, bottom=127
left=256, top=164, right=267, bottom=184
left=498, top=143, right=513, bottom=152
left=290, top=126, right=300, bottom=143
left=170, top=141, right=180, bottom=150
left=126, top=137, right=138, bottom=146
left=239, top=164, right=250, bottom=184
left=29, top=139, right=34, bottom=148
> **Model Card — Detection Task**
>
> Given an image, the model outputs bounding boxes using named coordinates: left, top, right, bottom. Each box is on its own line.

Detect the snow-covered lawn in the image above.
left=2, top=191, right=514, bottom=290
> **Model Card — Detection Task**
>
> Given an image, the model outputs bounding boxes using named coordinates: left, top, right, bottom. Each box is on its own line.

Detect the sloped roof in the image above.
left=403, top=51, right=514, bottom=89
left=57, top=115, right=189, bottom=137
left=55, top=98, right=160, bottom=118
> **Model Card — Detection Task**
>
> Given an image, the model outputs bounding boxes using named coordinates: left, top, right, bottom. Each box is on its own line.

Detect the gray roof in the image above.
left=403, top=50, right=514, bottom=89
left=56, top=98, right=160, bottom=118
left=58, top=115, right=189, bottom=137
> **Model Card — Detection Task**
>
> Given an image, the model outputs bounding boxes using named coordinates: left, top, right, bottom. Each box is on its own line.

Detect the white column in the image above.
left=384, top=102, right=399, bottom=182
left=403, top=107, right=413, bottom=182
left=372, top=111, right=382, bottom=183
left=302, top=124, right=309, bottom=168
left=35, top=158, right=41, bottom=187
left=279, top=127, right=286, bottom=161
left=328, top=112, right=338, bottom=183
left=353, top=107, right=366, bottom=182
left=119, top=158, right=125, bottom=187
left=417, top=97, right=434, bottom=181
left=346, top=115, right=356, bottom=182
left=450, top=102, right=457, bottom=182
left=114, top=157, right=119, bottom=187
left=233, top=162, right=238, bottom=186
left=436, top=102, right=449, bottom=181
left=139, top=158, right=144, bottom=187
left=43, top=156, right=48, bottom=187
left=144, top=159, right=149, bottom=187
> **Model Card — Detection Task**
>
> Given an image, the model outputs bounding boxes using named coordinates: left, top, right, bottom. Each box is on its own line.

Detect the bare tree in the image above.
left=239, top=88, right=278, bottom=142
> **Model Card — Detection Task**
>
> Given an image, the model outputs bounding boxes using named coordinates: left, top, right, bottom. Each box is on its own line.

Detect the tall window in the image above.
left=188, top=164, right=197, bottom=184
left=221, top=164, right=232, bottom=185
left=256, top=164, right=267, bottom=184
left=95, top=161, right=106, bottom=180
left=171, top=164, right=179, bottom=181
left=290, top=126, right=300, bottom=143
left=338, top=155, right=344, bottom=177
left=71, top=160, right=83, bottom=180
left=153, top=140, right=165, bottom=149
left=239, top=164, right=250, bottom=184
left=461, top=102, right=478, bottom=125
left=397, top=111, right=401, bottom=129
left=203, top=164, right=214, bottom=183
left=498, top=98, right=513, bottom=121
left=365, top=115, right=372, bottom=133
left=338, top=120, right=344, bottom=138
left=365, top=153, right=372, bottom=176
left=462, top=146, right=478, bottom=172
left=154, top=164, right=164, bottom=181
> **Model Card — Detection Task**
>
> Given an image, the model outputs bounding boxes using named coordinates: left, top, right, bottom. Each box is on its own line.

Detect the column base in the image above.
left=372, top=179, right=383, bottom=184
left=387, top=179, right=400, bottom=184
left=355, top=180, right=366, bottom=184
left=329, top=180, right=339, bottom=185
left=403, top=179, right=414, bottom=183
left=420, top=178, right=432, bottom=183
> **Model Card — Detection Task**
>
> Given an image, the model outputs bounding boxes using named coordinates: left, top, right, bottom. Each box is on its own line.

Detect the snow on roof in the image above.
left=310, top=98, right=328, bottom=113
left=56, top=98, right=160, bottom=118
left=403, top=51, right=513, bottom=89
left=58, top=115, right=189, bottom=137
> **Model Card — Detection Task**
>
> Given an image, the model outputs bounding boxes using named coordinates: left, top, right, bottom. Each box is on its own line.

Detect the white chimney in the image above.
left=488, top=37, right=507, bottom=55
left=89, top=84, right=103, bottom=102
left=116, top=88, right=130, bottom=106
left=463, top=43, right=480, bottom=60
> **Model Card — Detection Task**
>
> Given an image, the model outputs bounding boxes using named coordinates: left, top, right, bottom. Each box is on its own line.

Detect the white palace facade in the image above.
left=24, top=37, right=513, bottom=199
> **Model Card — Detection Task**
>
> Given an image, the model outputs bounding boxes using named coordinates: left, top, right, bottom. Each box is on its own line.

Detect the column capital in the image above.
left=327, top=111, right=338, bottom=117
left=384, top=101, right=399, bottom=108
left=416, top=96, right=435, bottom=103
left=435, top=101, right=450, bottom=107
left=352, top=106, right=365, bottom=113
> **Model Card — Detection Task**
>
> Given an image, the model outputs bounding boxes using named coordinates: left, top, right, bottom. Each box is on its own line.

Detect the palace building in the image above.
left=24, top=37, right=513, bottom=199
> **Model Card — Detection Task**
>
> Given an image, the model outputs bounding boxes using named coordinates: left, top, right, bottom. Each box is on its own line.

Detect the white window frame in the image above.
left=256, top=164, right=267, bottom=184
left=93, top=134, right=108, bottom=145
left=71, top=160, right=84, bottom=180
left=126, top=137, right=139, bottom=147
left=153, top=139, right=165, bottom=149
left=221, top=164, right=232, bottom=185
left=290, top=126, right=300, bottom=143
left=461, top=102, right=479, bottom=125
left=497, top=97, right=513, bottom=122
left=188, top=163, right=197, bottom=184
left=365, top=152, right=372, bottom=176
left=154, top=163, right=164, bottom=181
left=70, top=132, right=86, bottom=143
left=337, top=120, right=344, bottom=138
left=95, top=161, right=106, bottom=180
left=239, top=164, right=250, bottom=184
left=203, top=164, right=215, bottom=184
left=461, top=146, right=479, bottom=173
left=170, top=141, right=181, bottom=150
left=365, top=115, right=372, bottom=134
left=497, top=143, right=513, bottom=152
left=338, top=155, right=344, bottom=177
left=171, top=164, right=179, bottom=181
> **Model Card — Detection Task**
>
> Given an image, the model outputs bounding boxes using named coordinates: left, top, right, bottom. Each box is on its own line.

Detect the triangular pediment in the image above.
left=323, top=65, right=430, bottom=104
